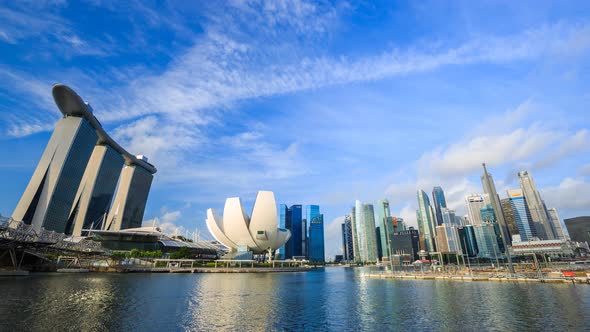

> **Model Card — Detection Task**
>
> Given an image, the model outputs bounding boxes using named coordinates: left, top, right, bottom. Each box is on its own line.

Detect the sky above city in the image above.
left=1, top=1, right=590, bottom=259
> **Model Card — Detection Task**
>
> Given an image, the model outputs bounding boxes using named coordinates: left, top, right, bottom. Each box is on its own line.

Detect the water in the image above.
left=1, top=267, right=589, bottom=331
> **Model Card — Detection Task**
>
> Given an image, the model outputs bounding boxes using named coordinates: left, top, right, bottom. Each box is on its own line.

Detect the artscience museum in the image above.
left=206, top=191, right=291, bottom=257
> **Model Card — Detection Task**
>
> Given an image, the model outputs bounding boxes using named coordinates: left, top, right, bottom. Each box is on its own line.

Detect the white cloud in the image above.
left=542, top=178, right=590, bottom=210
left=323, top=215, right=345, bottom=261
left=384, top=99, right=589, bottom=223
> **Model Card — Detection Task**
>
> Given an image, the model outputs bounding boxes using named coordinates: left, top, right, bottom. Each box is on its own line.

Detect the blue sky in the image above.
left=1, top=1, right=590, bottom=259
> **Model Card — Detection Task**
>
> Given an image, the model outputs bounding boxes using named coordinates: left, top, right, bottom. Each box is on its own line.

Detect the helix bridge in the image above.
left=0, top=216, right=106, bottom=271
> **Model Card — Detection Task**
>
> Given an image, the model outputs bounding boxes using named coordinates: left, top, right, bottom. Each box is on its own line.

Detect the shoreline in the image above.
left=366, top=273, right=590, bottom=284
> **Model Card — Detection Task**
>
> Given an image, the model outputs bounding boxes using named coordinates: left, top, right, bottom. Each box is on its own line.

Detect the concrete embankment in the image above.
left=366, top=274, right=590, bottom=284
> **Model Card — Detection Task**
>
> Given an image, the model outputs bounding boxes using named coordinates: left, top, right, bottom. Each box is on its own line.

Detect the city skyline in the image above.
left=1, top=1, right=590, bottom=260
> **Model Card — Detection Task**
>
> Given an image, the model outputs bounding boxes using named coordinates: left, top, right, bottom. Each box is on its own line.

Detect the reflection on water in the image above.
left=0, top=268, right=589, bottom=331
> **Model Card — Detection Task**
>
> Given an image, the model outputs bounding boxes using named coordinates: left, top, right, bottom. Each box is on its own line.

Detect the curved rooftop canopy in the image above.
left=52, top=84, right=157, bottom=174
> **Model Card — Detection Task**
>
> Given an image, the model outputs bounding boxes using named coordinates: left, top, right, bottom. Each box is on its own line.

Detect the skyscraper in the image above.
left=480, top=205, right=496, bottom=223
left=342, top=215, right=354, bottom=261
left=481, top=163, right=514, bottom=273
left=12, top=116, right=98, bottom=233
left=432, top=186, right=447, bottom=225
left=70, top=145, right=124, bottom=235
left=500, top=198, right=519, bottom=240
left=307, top=205, right=325, bottom=262
left=507, top=189, right=537, bottom=242
left=375, top=199, right=392, bottom=260
left=465, top=194, right=490, bottom=225
left=391, top=227, right=420, bottom=261
left=353, top=200, right=378, bottom=263
left=547, top=208, right=569, bottom=241
left=518, top=171, right=555, bottom=240
left=473, top=222, right=505, bottom=260
left=104, top=163, right=154, bottom=231
left=416, top=190, right=437, bottom=252
left=435, top=224, right=462, bottom=254
left=441, top=208, right=457, bottom=225
left=278, top=204, right=303, bottom=259
left=458, top=225, right=479, bottom=257
left=13, top=85, right=157, bottom=234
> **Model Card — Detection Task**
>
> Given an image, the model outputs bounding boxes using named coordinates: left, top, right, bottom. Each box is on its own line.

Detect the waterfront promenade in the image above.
left=366, top=272, right=590, bottom=284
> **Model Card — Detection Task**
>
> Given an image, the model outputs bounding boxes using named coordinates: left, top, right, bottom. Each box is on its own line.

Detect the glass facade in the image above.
left=432, top=186, right=447, bottom=225
left=480, top=205, right=496, bottom=223
left=391, top=228, right=420, bottom=261
left=307, top=207, right=324, bottom=262
left=342, top=215, right=354, bottom=261
left=458, top=226, right=479, bottom=257
left=508, top=190, right=537, bottom=241
left=354, top=201, right=378, bottom=263
left=43, top=118, right=98, bottom=233
left=70, top=145, right=124, bottom=235
left=375, top=199, right=391, bottom=260
left=279, top=204, right=303, bottom=259
left=441, top=208, right=457, bottom=225
left=119, top=166, right=153, bottom=229
left=473, top=223, right=505, bottom=259
left=416, top=190, right=436, bottom=252
left=501, top=198, right=519, bottom=240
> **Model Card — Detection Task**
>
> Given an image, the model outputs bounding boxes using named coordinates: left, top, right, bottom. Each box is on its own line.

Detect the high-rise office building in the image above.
left=518, top=171, right=555, bottom=239
left=480, top=205, right=496, bottom=223
left=432, top=186, right=447, bottom=225
left=547, top=208, right=569, bottom=241
left=481, top=164, right=514, bottom=272
left=465, top=194, right=490, bottom=226
left=70, top=145, right=124, bottom=235
left=435, top=225, right=449, bottom=252
left=507, top=189, right=537, bottom=241
left=342, top=215, right=354, bottom=261
left=307, top=205, right=324, bottom=262
left=500, top=198, right=519, bottom=239
left=391, top=227, right=420, bottom=261
left=458, top=225, right=478, bottom=257
left=416, top=190, right=437, bottom=252
left=105, top=164, right=154, bottom=231
left=435, top=224, right=461, bottom=254
left=353, top=200, right=378, bottom=263
left=441, top=208, right=457, bottom=225
left=375, top=199, right=392, bottom=260
left=564, top=216, right=590, bottom=244
left=278, top=204, right=303, bottom=259
left=12, top=116, right=98, bottom=233
left=473, top=222, right=505, bottom=259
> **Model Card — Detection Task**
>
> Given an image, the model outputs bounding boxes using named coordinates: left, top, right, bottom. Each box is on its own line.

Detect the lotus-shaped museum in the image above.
left=206, top=191, right=291, bottom=254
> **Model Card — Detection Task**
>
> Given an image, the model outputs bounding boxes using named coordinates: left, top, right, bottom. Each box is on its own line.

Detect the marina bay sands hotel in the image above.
left=12, top=85, right=157, bottom=236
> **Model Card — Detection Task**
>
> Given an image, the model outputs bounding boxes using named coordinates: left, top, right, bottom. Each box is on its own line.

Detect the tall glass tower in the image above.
left=432, top=186, right=447, bottom=225
left=507, top=189, right=537, bottom=241
left=353, top=200, right=378, bottom=263
left=416, top=190, right=437, bottom=252
left=278, top=204, right=303, bottom=259
left=375, top=199, right=392, bottom=260
left=481, top=163, right=514, bottom=273
left=306, top=205, right=324, bottom=262
left=342, top=215, right=354, bottom=261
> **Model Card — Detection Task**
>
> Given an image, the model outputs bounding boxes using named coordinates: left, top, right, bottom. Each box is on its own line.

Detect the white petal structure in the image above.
left=206, top=191, right=291, bottom=253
